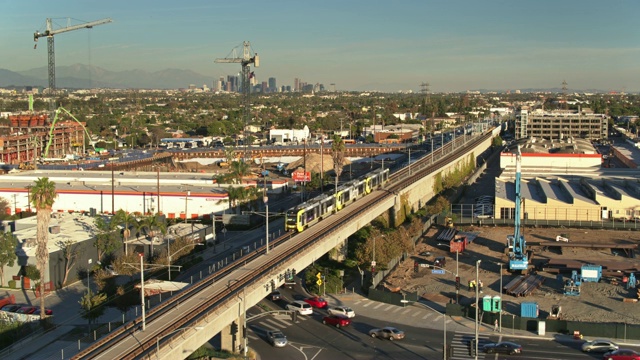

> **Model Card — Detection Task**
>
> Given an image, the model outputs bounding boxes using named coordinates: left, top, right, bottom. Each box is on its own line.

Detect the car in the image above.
left=106, top=265, right=118, bottom=276
left=482, top=341, right=523, bottom=355
left=603, top=349, right=640, bottom=360
left=286, top=301, right=313, bottom=315
left=322, top=315, right=351, bottom=328
left=0, top=305, right=21, bottom=312
left=270, top=290, right=281, bottom=301
left=327, top=306, right=355, bottom=318
left=582, top=339, right=619, bottom=353
left=33, top=308, right=53, bottom=316
left=266, top=330, right=287, bottom=347
left=304, top=296, right=327, bottom=308
left=418, top=251, right=432, bottom=257
left=369, top=327, right=405, bottom=340
left=15, top=306, right=37, bottom=314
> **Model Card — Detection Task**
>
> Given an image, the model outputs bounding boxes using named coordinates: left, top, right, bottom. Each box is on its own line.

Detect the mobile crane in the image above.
left=507, top=146, right=528, bottom=271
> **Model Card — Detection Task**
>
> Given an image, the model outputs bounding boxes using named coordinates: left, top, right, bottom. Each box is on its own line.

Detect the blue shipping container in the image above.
left=581, top=264, right=602, bottom=283
left=521, top=302, right=539, bottom=318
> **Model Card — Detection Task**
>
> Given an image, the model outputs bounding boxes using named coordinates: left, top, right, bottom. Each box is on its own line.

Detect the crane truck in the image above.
left=507, top=146, right=528, bottom=271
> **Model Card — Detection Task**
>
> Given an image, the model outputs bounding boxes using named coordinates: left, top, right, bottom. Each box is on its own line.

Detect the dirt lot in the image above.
left=383, top=225, right=640, bottom=324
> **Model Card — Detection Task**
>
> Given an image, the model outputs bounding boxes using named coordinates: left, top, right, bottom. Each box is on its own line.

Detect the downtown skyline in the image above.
left=1, top=0, right=639, bottom=93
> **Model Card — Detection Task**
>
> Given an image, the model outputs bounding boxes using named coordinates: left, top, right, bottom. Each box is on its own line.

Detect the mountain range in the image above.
left=0, top=64, right=213, bottom=90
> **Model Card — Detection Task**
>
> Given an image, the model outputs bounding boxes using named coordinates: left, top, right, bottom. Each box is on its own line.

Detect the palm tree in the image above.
left=331, top=135, right=346, bottom=193
left=139, top=214, right=167, bottom=255
left=30, top=177, right=57, bottom=319
left=113, top=209, right=139, bottom=255
left=229, top=160, right=251, bottom=183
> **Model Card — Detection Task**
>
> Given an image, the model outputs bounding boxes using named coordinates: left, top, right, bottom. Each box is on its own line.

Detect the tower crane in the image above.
left=34, top=17, right=112, bottom=113
left=507, top=145, right=528, bottom=272
left=215, top=41, right=259, bottom=160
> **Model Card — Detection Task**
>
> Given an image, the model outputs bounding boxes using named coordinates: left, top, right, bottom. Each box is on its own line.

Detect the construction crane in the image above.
left=34, top=17, right=112, bottom=113
left=507, top=145, right=528, bottom=271
left=215, top=41, right=259, bottom=161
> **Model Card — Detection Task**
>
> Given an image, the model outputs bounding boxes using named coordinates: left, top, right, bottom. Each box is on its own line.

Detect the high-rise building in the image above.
left=294, top=78, right=300, bottom=92
left=268, top=77, right=276, bottom=92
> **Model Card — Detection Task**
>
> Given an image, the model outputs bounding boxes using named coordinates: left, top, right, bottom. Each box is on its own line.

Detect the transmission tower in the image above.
left=215, top=41, right=259, bottom=160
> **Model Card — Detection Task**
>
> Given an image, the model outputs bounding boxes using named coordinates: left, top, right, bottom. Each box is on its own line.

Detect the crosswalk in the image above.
left=353, top=298, right=454, bottom=325
left=247, top=312, right=309, bottom=341
left=449, top=332, right=492, bottom=360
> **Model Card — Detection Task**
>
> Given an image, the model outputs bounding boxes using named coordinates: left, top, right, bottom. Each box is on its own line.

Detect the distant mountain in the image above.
left=0, top=64, right=212, bottom=89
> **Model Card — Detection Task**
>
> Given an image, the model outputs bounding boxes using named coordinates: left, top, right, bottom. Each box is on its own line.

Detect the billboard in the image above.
left=292, top=171, right=311, bottom=182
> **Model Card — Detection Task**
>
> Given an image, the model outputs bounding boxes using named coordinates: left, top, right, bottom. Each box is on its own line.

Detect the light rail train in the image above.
left=285, top=168, right=390, bottom=232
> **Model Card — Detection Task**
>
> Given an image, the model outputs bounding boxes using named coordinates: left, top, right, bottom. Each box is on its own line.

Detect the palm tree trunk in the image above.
left=35, top=208, right=51, bottom=319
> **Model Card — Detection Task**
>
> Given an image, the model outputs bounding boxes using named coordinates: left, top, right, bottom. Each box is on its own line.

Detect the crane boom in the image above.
left=34, top=18, right=113, bottom=40
left=507, top=145, right=528, bottom=271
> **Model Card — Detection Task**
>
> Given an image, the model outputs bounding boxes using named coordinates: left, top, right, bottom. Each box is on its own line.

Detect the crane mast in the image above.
left=34, top=17, right=112, bottom=114
left=215, top=41, right=259, bottom=161
left=508, top=145, right=528, bottom=271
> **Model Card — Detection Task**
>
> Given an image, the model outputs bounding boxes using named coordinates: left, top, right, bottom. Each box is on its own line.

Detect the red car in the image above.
left=304, top=296, right=327, bottom=308
left=322, top=315, right=351, bottom=328
left=15, top=306, right=36, bottom=314
left=34, top=308, right=53, bottom=316
left=603, top=349, right=640, bottom=360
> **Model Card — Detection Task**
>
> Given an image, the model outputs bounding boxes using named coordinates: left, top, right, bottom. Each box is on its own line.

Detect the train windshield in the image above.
left=285, top=209, right=297, bottom=224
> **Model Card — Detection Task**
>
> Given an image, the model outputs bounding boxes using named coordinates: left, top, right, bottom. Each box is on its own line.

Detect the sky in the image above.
left=1, top=0, right=639, bottom=93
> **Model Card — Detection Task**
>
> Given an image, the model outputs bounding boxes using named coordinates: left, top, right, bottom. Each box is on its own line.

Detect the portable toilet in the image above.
left=492, top=295, right=502, bottom=313
left=482, top=295, right=492, bottom=312
left=521, top=302, right=539, bottom=318
left=581, top=264, right=602, bottom=283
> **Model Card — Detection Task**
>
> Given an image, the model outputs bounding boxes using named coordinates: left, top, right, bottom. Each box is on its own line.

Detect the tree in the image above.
left=93, top=216, right=120, bottom=261
left=57, top=239, right=79, bottom=287
left=78, top=290, right=107, bottom=329
left=0, top=232, right=17, bottom=287
left=30, top=177, right=57, bottom=319
left=331, top=135, right=345, bottom=193
left=139, top=214, right=167, bottom=255
left=113, top=210, right=139, bottom=254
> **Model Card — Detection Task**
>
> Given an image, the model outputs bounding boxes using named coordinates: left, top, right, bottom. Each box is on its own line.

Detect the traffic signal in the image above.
left=231, top=321, right=238, bottom=334
left=292, top=268, right=296, bottom=278
left=414, top=261, right=419, bottom=273
left=371, top=266, right=376, bottom=273
left=270, top=279, right=275, bottom=291
left=455, top=276, right=461, bottom=290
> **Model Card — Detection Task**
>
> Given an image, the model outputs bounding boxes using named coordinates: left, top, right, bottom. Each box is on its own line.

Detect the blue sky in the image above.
left=2, top=0, right=639, bottom=92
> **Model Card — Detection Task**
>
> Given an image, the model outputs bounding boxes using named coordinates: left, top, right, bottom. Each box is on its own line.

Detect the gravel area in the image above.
left=382, top=225, right=640, bottom=324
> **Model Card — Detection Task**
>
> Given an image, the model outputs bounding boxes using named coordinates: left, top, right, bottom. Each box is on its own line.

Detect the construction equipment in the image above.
left=215, top=41, right=259, bottom=161
left=549, top=305, right=561, bottom=319
left=34, top=17, right=112, bottom=114
left=507, top=146, right=528, bottom=271
left=564, top=270, right=581, bottom=296
left=444, top=216, right=454, bottom=228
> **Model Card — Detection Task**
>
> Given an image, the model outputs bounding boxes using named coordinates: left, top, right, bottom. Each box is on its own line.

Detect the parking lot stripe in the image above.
left=374, top=303, right=385, bottom=310
left=362, top=301, right=373, bottom=307
left=401, top=309, right=411, bottom=315
left=412, top=310, right=422, bottom=317
left=391, top=307, right=402, bottom=313
left=385, top=305, right=394, bottom=311
left=422, top=313, right=432, bottom=320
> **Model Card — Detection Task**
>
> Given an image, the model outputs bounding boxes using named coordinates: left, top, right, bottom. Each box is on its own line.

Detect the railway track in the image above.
left=73, top=131, right=492, bottom=359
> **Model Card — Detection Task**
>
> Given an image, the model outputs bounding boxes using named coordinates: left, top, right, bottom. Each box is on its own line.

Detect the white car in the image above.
left=327, top=306, right=355, bottom=318
left=286, top=301, right=313, bottom=315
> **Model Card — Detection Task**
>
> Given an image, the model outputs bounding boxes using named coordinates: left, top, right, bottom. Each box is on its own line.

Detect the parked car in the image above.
left=34, top=308, right=53, bottom=316
left=582, top=339, right=619, bottom=353
left=482, top=341, right=523, bottom=355
left=603, top=349, right=640, bottom=360
left=266, top=330, right=287, bottom=348
left=270, top=290, right=281, bottom=301
left=1, top=305, right=20, bottom=312
left=286, top=301, right=313, bottom=315
left=322, top=315, right=351, bottom=328
left=15, top=306, right=37, bottom=314
left=368, top=327, right=405, bottom=340
left=304, top=296, right=327, bottom=308
left=327, top=306, right=355, bottom=318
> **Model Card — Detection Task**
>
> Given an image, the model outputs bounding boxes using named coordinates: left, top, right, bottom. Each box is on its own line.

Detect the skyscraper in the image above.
left=268, top=77, right=277, bottom=93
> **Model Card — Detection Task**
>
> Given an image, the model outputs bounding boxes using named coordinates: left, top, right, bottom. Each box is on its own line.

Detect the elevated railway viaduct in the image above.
left=73, top=132, right=495, bottom=359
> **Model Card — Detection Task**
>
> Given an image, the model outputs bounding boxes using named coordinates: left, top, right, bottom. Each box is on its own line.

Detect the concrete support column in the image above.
left=219, top=322, right=237, bottom=353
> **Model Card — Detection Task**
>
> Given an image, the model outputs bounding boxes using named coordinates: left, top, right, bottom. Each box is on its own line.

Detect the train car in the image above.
left=285, top=168, right=390, bottom=233
left=285, top=194, right=335, bottom=232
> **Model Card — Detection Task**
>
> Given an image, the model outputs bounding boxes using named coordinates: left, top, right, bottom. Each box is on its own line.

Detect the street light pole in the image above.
left=184, top=190, right=190, bottom=225
left=140, top=253, right=146, bottom=331
left=264, top=193, right=269, bottom=254
left=499, top=262, right=503, bottom=333
left=475, top=259, right=481, bottom=359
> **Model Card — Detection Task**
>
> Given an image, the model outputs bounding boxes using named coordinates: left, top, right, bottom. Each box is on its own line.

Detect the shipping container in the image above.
left=581, top=264, right=602, bottom=283
left=521, top=302, right=539, bottom=318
